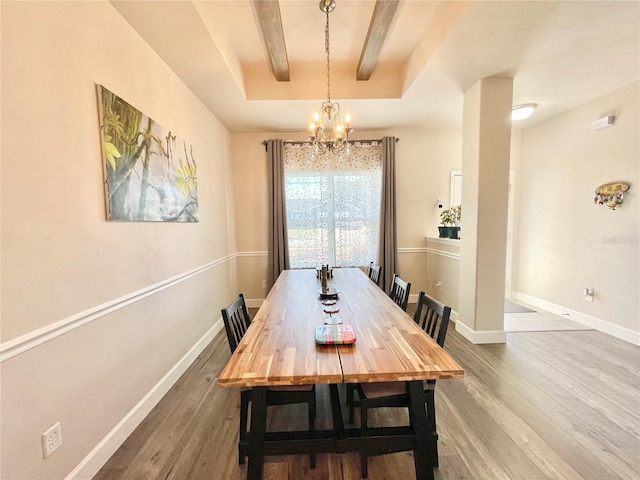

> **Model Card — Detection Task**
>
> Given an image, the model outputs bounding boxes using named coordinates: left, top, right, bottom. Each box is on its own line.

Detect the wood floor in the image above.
left=95, top=311, right=640, bottom=480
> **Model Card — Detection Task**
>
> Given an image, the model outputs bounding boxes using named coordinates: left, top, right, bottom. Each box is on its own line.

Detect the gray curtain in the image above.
left=378, top=136, right=398, bottom=294
left=267, top=139, right=289, bottom=289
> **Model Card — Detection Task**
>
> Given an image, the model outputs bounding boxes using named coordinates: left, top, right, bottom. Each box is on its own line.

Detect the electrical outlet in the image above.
left=262, top=280, right=267, bottom=288
left=42, top=422, right=62, bottom=458
left=584, top=288, right=594, bottom=302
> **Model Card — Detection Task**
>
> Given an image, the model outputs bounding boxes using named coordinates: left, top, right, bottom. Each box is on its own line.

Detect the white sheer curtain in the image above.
left=284, top=143, right=382, bottom=268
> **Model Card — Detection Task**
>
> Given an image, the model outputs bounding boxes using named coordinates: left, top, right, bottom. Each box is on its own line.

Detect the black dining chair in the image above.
left=368, top=262, right=381, bottom=286
left=389, top=273, right=411, bottom=311
left=350, top=292, right=452, bottom=478
left=222, top=294, right=316, bottom=467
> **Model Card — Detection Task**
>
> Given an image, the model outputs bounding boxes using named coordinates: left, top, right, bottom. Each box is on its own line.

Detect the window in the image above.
left=284, top=143, right=382, bottom=268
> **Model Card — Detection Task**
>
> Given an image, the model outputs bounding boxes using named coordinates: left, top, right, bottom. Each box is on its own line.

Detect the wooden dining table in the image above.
left=218, top=268, right=464, bottom=480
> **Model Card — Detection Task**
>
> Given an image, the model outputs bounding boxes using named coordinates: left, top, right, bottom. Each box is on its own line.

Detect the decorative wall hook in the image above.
left=594, top=182, right=630, bottom=210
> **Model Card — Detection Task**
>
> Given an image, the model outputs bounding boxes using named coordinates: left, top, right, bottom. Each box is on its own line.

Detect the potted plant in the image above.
left=448, top=205, right=461, bottom=239
left=438, top=208, right=453, bottom=238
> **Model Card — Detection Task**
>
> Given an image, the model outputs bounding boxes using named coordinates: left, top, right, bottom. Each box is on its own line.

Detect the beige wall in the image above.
left=1, top=2, right=236, bottom=479
left=424, top=239, right=461, bottom=311
left=515, top=81, right=639, bottom=339
left=230, top=128, right=462, bottom=300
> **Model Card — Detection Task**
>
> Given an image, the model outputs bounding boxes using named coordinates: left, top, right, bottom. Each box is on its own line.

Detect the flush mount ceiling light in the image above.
left=511, top=104, right=537, bottom=121
left=308, top=0, right=353, bottom=155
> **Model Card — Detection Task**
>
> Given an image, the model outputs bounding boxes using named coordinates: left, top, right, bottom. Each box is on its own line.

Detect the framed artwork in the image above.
left=97, top=85, right=199, bottom=222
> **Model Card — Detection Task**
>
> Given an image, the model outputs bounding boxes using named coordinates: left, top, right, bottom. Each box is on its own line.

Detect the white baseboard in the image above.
left=454, top=319, right=507, bottom=344
left=246, top=298, right=264, bottom=309
left=66, top=319, right=224, bottom=480
left=516, top=292, right=640, bottom=346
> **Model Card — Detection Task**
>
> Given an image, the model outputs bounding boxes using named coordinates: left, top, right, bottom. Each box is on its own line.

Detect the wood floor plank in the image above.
left=95, top=310, right=640, bottom=480
left=506, top=333, right=640, bottom=439
left=436, top=389, right=513, bottom=480
left=495, top=392, right=624, bottom=480
left=456, top=376, right=583, bottom=479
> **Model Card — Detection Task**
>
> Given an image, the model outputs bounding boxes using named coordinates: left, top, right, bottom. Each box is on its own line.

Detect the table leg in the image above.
left=247, top=387, right=267, bottom=480
left=407, top=381, right=434, bottom=480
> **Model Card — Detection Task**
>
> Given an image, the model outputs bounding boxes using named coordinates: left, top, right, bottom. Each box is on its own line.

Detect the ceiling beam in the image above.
left=357, top=0, right=400, bottom=81
left=253, top=0, right=290, bottom=81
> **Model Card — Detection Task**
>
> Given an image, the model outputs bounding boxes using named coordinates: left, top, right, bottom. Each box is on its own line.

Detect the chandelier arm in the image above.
left=308, top=0, right=352, bottom=155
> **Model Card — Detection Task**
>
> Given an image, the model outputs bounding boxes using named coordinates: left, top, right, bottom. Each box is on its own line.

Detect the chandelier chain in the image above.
left=325, top=9, right=331, bottom=104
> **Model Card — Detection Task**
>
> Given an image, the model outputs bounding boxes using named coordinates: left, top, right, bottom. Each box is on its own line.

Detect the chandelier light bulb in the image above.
left=307, top=0, right=353, bottom=155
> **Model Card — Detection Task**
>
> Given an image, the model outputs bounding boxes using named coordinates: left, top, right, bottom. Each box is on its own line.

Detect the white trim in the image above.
left=65, top=320, right=223, bottom=480
left=425, top=237, right=461, bottom=247
left=235, top=251, right=268, bottom=257
left=237, top=249, right=431, bottom=256
left=425, top=247, right=460, bottom=261
left=398, top=247, right=429, bottom=254
left=454, top=320, right=507, bottom=344
left=236, top=248, right=427, bottom=258
left=450, top=170, right=462, bottom=208
left=505, top=170, right=516, bottom=297
left=516, top=292, right=640, bottom=346
left=0, top=255, right=234, bottom=362
left=246, top=298, right=264, bottom=309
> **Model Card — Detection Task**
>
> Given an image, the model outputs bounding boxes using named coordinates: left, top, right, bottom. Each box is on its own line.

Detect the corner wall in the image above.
left=515, top=81, right=639, bottom=343
left=1, top=2, right=237, bottom=479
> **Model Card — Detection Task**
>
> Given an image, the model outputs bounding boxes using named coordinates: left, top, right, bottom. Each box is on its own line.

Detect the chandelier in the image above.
left=308, top=0, right=353, bottom=155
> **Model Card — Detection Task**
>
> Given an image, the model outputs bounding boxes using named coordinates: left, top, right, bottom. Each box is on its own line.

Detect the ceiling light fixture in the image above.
left=511, top=103, right=537, bottom=121
left=308, top=0, right=353, bottom=155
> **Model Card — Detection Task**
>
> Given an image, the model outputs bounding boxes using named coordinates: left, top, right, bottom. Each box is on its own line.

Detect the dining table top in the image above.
left=218, top=268, right=464, bottom=388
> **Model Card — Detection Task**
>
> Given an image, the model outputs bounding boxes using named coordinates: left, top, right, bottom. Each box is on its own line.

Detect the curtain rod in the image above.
left=262, top=138, right=399, bottom=147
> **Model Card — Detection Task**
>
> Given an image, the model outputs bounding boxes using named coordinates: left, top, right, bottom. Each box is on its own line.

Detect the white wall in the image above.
left=515, top=81, right=639, bottom=343
left=0, top=2, right=237, bottom=479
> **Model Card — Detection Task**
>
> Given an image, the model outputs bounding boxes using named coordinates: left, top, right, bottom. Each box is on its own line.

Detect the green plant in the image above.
left=440, top=205, right=461, bottom=227
left=451, top=205, right=461, bottom=227
left=440, top=208, right=454, bottom=226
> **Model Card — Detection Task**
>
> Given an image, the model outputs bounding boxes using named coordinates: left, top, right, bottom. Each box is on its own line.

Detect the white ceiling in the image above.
left=111, top=0, right=639, bottom=133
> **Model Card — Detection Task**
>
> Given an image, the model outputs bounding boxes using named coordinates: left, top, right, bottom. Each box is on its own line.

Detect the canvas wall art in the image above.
left=97, top=85, right=199, bottom=222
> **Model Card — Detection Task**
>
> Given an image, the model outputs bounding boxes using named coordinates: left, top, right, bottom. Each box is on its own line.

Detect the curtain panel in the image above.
left=266, top=139, right=289, bottom=289
left=378, top=136, right=398, bottom=293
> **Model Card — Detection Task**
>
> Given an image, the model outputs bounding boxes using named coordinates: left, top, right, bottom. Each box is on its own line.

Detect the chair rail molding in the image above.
left=0, top=253, right=236, bottom=362
left=425, top=247, right=460, bottom=261
left=424, top=237, right=461, bottom=260
left=235, top=250, right=268, bottom=257
left=398, top=247, right=429, bottom=254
